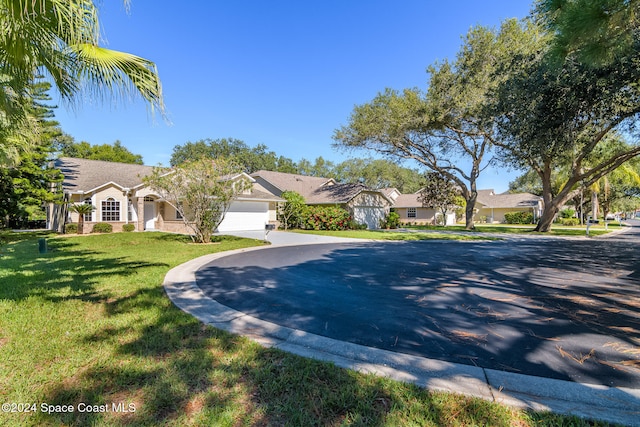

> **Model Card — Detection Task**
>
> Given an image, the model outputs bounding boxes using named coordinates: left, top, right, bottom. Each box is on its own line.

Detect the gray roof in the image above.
left=237, top=188, right=284, bottom=202
left=252, top=170, right=391, bottom=205
left=55, top=157, right=158, bottom=193
left=306, top=182, right=375, bottom=204
left=251, top=170, right=335, bottom=198
left=475, top=189, right=542, bottom=208
left=393, top=193, right=424, bottom=208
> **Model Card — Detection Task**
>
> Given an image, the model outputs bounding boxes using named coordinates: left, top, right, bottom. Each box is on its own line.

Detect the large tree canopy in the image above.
left=0, top=80, right=63, bottom=227
left=170, top=138, right=298, bottom=173
left=537, top=0, right=640, bottom=64
left=493, top=29, right=640, bottom=231
left=334, top=19, right=542, bottom=229
left=55, top=136, right=144, bottom=164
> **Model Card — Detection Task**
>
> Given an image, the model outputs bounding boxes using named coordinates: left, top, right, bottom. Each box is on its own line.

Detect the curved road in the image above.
left=196, top=223, right=640, bottom=389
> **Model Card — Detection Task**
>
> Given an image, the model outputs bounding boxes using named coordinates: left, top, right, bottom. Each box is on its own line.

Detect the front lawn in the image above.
left=406, top=223, right=619, bottom=236
left=294, top=229, right=499, bottom=241
left=0, top=232, right=604, bottom=425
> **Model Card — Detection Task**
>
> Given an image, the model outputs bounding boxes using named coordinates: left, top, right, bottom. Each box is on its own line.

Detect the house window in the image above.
left=408, top=207, right=417, bottom=218
left=175, top=203, right=183, bottom=220
left=83, top=198, right=92, bottom=222
left=101, top=198, right=120, bottom=221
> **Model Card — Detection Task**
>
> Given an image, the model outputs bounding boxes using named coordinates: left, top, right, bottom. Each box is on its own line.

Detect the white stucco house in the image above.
left=48, top=157, right=282, bottom=234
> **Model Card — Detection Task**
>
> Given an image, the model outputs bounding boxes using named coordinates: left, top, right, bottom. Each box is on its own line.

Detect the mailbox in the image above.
left=265, top=224, right=276, bottom=231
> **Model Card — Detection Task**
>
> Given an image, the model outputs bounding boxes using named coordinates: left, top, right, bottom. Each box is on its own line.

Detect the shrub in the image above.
left=122, top=223, right=135, bottom=232
left=560, top=208, right=576, bottom=219
left=64, top=223, right=78, bottom=234
left=560, top=218, right=580, bottom=226
left=380, top=211, right=400, bottom=229
left=504, top=211, right=534, bottom=224
left=304, top=206, right=352, bottom=231
left=92, top=222, right=113, bottom=233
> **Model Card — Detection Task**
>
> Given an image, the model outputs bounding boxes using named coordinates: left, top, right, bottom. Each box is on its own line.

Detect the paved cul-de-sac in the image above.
left=196, top=224, right=640, bottom=388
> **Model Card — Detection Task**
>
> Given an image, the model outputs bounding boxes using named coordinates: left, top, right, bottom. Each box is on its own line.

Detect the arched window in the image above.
left=101, top=197, right=120, bottom=221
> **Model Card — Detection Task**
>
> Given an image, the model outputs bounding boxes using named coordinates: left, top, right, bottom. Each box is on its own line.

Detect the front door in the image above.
left=144, top=201, right=156, bottom=229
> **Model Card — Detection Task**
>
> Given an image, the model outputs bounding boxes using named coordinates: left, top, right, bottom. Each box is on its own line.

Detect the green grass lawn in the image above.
left=0, top=232, right=608, bottom=426
left=293, top=229, right=500, bottom=241
left=405, top=223, right=620, bottom=237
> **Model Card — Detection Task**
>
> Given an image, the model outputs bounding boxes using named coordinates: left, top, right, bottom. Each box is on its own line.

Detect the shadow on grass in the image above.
left=39, top=286, right=523, bottom=426
left=4, top=231, right=609, bottom=425
left=0, top=237, right=168, bottom=303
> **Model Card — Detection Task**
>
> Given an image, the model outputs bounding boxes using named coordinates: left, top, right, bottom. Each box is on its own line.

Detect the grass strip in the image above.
left=293, top=229, right=499, bottom=241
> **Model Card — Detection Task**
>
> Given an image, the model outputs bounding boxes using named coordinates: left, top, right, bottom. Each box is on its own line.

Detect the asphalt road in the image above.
left=196, top=222, right=640, bottom=388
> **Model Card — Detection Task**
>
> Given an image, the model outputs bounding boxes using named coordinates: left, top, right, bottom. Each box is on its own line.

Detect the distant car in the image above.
left=605, top=213, right=619, bottom=221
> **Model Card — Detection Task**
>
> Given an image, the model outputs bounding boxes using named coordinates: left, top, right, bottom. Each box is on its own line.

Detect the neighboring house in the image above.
left=474, top=189, right=543, bottom=223
left=48, top=157, right=282, bottom=234
left=251, top=170, right=393, bottom=229
left=380, top=188, right=456, bottom=226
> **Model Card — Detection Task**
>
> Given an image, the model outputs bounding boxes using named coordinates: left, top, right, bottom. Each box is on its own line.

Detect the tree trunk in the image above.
left=535, top=173, right=579, bottom=232
left=464, top=192, right=477, bottom=230
left=534, top=200, right=560, bottom=232
left=77, top=217, right=84, bottom=234
left=592, top=190, right=599, bottom=220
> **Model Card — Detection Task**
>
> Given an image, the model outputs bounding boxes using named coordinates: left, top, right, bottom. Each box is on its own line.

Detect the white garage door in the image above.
left=353, top=206, right=386, bottom=230
left=217, top=201, right=269, bottom=232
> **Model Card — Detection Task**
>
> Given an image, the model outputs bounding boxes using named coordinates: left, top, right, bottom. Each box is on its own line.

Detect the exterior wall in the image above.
left=476, top=207, right=535, bottom=224
left=268, top=201, right=279, bottom=224
left=346, top=191, right=391, bottom=229
left=349, top=192, right=387, bottom=208
left=66, top=186, right=135, bottom=233
left=395, top=207, right=437, bottom=224
left=161, top=220, right=192, bottom=234
left=252, top=179, right=282, bottom=197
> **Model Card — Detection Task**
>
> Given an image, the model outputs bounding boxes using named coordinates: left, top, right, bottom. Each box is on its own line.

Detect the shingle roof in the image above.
left=392, top=193, right=424, bottom=208
left=475, top=189, right=542, bottom=208
left=251, top=170, right=335, bottom=198
left=237, top=188, right=284, bottom=202
left=306, top=182, right=373, bottom=204
left=55, top=157, right=158, bottom=193
left=252, top=170, right=392, bottom=205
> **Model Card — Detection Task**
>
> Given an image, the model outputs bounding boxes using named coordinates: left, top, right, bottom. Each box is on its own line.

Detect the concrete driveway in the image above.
left=218, top=229, right=370, bottom=245
left=166, top=225, right=640, bottom=425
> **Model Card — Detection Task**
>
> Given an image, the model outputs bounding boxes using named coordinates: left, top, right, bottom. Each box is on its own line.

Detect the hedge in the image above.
left=64, top=223, right=78, bottom=234
left=504, top=211, right=534, bottom=224
left=304, top=206, right=353, bottom=231
left=92, top=222, right=113, bottom=233
left=560, top=218, right=580, bottom=226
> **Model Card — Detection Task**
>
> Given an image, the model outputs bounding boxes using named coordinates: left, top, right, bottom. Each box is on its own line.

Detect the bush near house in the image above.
left=92, top=222, right=113, bottom=233
left=560, top=208, right=576, bottom=219
left=380, top=211, right=400, bottom=229
left=122, top=223, right=135, bottom=232
left=504, top=211, right=534, bottom=224
left=560, top=218, right=580, bottom=226
left=304, top=206, right=353, bottom=231
left=64, top=223, right=78, bottom=234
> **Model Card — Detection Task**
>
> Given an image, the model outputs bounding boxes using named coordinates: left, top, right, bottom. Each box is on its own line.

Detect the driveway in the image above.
left=202, top=225, right=640, bottom=388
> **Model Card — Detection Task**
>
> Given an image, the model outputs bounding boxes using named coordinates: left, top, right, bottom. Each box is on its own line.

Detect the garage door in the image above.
left=353, top=206, right=386, bottom=230
left=217, top=201, right=269, bottom=232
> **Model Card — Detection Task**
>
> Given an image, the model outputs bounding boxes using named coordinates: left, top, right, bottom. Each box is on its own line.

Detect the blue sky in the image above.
left=52, top=1, right=533, bottom=192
